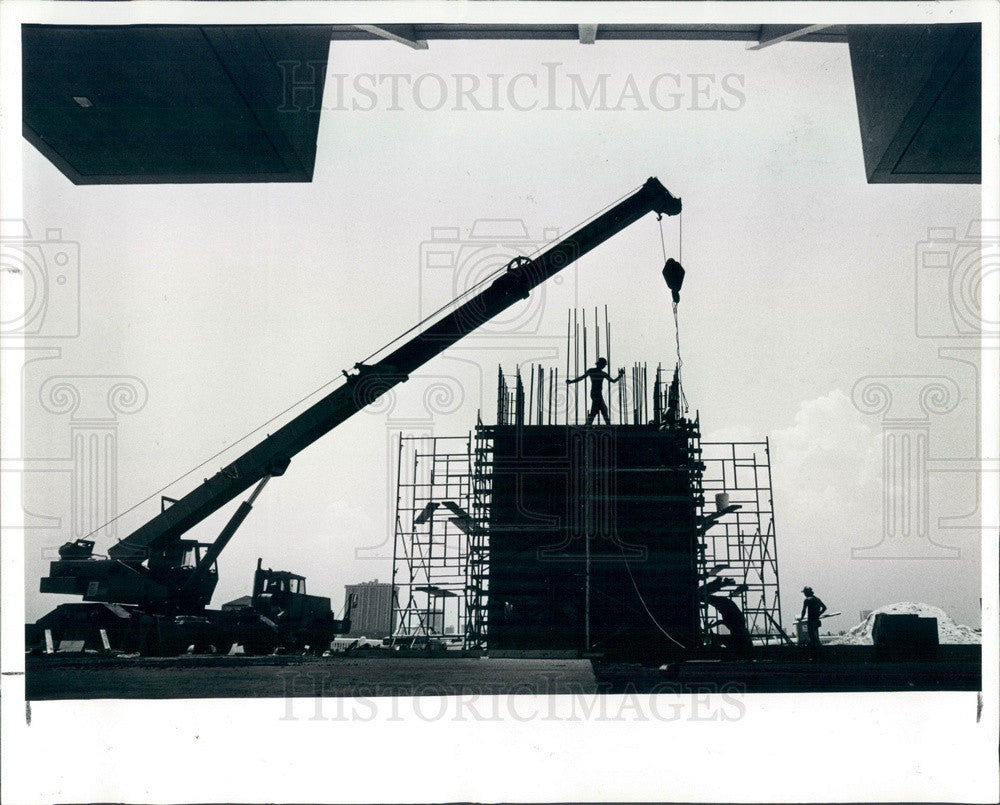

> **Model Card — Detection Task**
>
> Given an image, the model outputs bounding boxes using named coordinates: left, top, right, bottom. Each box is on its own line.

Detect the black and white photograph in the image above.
left=1, top=1, right=997, bottom=802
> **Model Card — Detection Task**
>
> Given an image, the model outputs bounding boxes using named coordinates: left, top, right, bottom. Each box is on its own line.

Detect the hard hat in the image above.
left=802, top=586, right=813, bottom=595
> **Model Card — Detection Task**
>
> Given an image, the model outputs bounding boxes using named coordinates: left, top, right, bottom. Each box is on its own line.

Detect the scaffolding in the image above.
left=697, top=440, right=788, bottom=645
left=390, top=307, right=787, bottom=652
left=469, top=417, right=492, bottom=648
left=390, top=434, right=474, bottom=643
left=390, top=430, right=786, bottom=651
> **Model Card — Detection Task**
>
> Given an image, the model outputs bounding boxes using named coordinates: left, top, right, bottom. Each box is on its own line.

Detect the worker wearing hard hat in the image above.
left=800, top=587, right=828, bottom=652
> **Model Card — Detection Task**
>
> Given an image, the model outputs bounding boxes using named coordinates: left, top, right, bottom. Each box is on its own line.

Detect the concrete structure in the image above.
left=344, top=581, right=395, bottom=638
left=391, top=312, right=785, bottom=657
left=23, top=25, right=332, bottom=184
left=483, top=422, right=702, bottom=657
left=847, top=24, right=980, bottom=183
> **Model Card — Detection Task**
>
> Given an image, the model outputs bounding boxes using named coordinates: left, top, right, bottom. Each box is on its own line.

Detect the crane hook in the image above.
left=662, top=258, right=685, bottom=304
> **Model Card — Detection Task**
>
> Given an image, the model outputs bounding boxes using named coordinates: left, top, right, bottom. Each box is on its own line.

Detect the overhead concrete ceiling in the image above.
left=22, top=23, right=980, bottom=185
left=22, top=25, right=332, bottom=184
left=848, top=24, right=981, bottom=184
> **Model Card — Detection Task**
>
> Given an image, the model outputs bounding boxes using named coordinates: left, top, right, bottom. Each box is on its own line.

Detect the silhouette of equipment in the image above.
left=35, top=177, right=684, bottom=654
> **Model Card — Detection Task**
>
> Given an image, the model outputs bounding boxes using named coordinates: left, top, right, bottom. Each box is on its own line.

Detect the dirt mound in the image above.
left=831, top=602, right=981, bottom=645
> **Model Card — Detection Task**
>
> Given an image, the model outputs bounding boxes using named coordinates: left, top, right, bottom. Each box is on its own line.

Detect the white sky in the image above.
left=18, top=35, right=985, bottom=631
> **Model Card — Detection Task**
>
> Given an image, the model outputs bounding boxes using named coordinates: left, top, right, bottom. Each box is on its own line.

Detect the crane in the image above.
left=36, top=177, right=682, bottom=648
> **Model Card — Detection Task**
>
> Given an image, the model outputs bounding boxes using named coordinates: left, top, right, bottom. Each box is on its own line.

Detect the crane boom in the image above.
left=105, top=177, right=681, bottom=560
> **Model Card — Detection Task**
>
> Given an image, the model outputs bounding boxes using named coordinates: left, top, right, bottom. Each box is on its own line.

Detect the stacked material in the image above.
left=832, top=602, right=981, bottom=645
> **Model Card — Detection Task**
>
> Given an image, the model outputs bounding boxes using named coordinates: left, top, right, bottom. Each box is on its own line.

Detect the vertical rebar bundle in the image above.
left=492, top=308, right=683, bottom=428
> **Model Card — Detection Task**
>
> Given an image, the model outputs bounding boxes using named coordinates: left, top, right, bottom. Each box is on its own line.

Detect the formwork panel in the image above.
left=484, top=424, right=701, bottom=656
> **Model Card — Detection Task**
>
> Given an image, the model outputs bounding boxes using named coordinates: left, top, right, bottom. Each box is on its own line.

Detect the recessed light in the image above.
left=72, top=96, right=92, bottom=108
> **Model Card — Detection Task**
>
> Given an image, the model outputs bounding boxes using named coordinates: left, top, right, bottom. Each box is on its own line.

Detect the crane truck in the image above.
left=29, top=177, right=683, bottom=655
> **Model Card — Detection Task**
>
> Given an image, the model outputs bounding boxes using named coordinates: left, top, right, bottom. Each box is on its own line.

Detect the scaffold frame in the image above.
left=697, top=439, right=788, bottom=645
left=391, top=306, right=786, bottom=652
left=390, top=434, right=474, bottom=644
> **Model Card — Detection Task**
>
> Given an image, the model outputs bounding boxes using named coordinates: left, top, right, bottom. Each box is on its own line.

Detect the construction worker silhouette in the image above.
left=800, top=586, right=827, bottom=652
left=567, top=357, right=623, bottom=425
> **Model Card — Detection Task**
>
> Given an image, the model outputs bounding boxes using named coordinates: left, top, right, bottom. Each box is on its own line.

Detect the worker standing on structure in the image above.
left=800, top=586, right=827, bottom=654
left=567, top=357, right=624, bottom=426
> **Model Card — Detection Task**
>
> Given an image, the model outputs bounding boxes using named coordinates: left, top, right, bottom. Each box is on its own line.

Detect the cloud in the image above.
left=769, top=388, right=884, bottom=555
left=767, top=390, right=885, bottom=624
left=765, top=389, right=981, bottom=629
left=770, top=388, right=883, bottom=507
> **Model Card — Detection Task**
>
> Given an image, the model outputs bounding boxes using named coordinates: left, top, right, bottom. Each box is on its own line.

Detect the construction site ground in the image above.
left=25, top=645, right=980, bottom=700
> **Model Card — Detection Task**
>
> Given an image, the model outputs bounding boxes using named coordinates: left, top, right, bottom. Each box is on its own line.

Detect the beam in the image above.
left=748, top=24, right=830, bottom=51
left=353, top=24, right=428, bottom=50
left=578, top=24, right=598, bottom=45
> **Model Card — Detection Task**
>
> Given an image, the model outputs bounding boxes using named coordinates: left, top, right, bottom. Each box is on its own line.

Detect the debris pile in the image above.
left=831, top=602, right=981, bottom=645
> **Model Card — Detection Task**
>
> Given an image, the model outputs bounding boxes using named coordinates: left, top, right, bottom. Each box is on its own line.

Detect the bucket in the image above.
left=715, top=492, right=730, bottom=512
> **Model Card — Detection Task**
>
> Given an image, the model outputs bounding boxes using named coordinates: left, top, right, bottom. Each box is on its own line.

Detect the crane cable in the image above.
left=611, top=209, right=689, bottom=651
left=79, top=184, right=645, bottom=544
left=658, top=212, right=688, bottom=416
left=673, top=300, right=689, bottom=416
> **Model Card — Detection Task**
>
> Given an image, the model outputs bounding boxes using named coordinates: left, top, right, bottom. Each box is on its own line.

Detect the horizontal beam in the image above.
left=748, top=24, right=831, bottom=51
left=352, top=24, right=428, bottom=50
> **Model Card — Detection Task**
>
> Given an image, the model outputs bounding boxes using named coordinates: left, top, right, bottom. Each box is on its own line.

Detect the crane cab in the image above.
left=252, top=560, right=328, bottom=623
left=40, top=536, right=219, bottom=613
